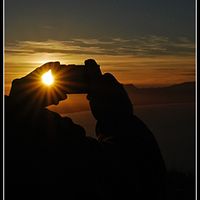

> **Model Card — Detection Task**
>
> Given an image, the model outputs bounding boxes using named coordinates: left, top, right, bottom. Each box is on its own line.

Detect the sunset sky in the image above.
left=5, top=0, right=195, bottom=95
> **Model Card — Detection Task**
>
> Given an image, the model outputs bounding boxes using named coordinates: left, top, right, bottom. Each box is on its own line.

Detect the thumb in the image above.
left=84, top=59, right=102, bottom=84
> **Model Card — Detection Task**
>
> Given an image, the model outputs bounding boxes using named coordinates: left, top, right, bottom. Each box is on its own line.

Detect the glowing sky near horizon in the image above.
left=5, top=0, right=195, bottom=95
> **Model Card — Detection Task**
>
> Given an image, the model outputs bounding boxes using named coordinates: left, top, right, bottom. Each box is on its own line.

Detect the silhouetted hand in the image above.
left=9, top=62, right=67, bottom=111
left=85, top=59, right=133, bottom=133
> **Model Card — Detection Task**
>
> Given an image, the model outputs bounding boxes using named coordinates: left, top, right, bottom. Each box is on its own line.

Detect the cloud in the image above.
left=73, top=38, right=114, bottom=45
left=5, top=35, right=195, bottom=58
left=112, top=38, right=131, bottom=42
left=5, top=40, right=105, bottom=55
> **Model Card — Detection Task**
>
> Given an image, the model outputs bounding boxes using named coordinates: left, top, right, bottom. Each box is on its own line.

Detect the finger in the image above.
left=50, top=62, right=61, bottom=75
left=42, top=88, right=67, bottom=107
left=60, top=64, right=68, bottom=68
left=84, top=59, right=98, bottom=66
left=33, top=62, right=60, bottom=76
left=52, top=92, right=67, bottom=105
left=84, top=59, right=102, bottom=83
left=102, top=73, right=121, bottom=86
left=86, top=94, right=90, bottom=100
left=56, top=64, right=68, bottom=78
left=88, top=73, right=121, bottom=95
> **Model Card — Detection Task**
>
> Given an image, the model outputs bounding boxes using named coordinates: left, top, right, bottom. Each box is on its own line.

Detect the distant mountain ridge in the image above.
left=124, top=82, right=195, bottom=106
left=124, top=81, right=195, bottom=90
left=48, top=82, right=195, bottom=114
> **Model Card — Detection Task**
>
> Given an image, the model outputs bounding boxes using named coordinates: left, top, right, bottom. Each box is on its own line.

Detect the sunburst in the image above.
left=41, top=70, right=54, bottom=86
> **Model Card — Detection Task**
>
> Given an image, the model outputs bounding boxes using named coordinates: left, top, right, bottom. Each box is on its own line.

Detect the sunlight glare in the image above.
left=41, top=70, right=54, bottom=86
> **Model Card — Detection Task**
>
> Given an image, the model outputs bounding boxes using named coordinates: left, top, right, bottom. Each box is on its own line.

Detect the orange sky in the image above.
left=4, top=35, right=196, bottom=97
left=5, top=50, right=195, bottom=95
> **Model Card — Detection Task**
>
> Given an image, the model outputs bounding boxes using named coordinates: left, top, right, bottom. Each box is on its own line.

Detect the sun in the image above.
left=41, top=70, right=54, bottom=86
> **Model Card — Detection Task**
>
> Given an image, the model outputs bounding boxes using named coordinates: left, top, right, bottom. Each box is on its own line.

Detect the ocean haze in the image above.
left=66, top=103, right=195, bottom=173
left=48, top=82, right=195, bottom=172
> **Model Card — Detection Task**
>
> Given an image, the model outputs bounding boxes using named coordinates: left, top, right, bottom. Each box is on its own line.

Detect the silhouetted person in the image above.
left=5, top=59, right=166, bottom=200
